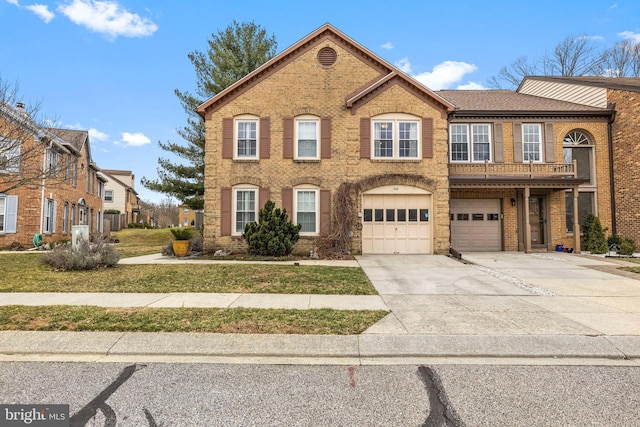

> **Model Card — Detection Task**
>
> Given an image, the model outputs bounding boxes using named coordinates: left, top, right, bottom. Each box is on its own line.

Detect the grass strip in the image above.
left=0, top=254, right=374, bottom=294
left=0, top=306, right=387, bottom=335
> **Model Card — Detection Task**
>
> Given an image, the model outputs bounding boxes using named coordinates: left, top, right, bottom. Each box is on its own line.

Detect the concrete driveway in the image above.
left=357, top=252, right=640, bottom=336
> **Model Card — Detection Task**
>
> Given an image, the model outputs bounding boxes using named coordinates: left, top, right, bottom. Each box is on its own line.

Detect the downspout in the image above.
left=607, top=107, right=617, bottom=235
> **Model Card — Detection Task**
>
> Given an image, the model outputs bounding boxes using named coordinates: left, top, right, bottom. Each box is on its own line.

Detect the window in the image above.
left=63, top=202, right=69, bottom=233
left=236, top=119, right=258, bottom=158
left=296, top=117, right=319, bottom=159
left=71, top=204, right=75, bottom=226
left=105, top=190, right=113, bottom=203
left=46, top=149, right=59, bottom=176
left=372, top=116, right=420, bottom=159
left=72, top=159, right=77, bottom=186
left=0, top=196, right=17, bottom=233
left=183, top=208, right=189, bottom=214
left=449, top=124, right=491, bottom=162
left=65, top=155, right=71, bottom=182
left=295, top=188, right=318, bottom=234
left=522, top=124, right=542, bottom=162
left=234, top=188, right=257, bottom=234
left=566, top=192, right=594, bottom=233
left=563, top=131, right=593, bottom=184
left=98, top=181, right=103, bottom=197
left=97, top=211, right=102, bottom=233
left=0, top=138, right=20, bottom=173
left=44, top=199, right=55, bottom=234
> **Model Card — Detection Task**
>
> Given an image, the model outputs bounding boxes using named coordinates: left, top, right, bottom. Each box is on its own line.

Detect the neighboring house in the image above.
left=195, top=24, right=625, bottom=255
left=0, top=102, right=105, bottom=248
left=178, top=206, right=196, bottom=227
left=100, top=169, right=140, bottom=226
left=518, top=76, right=640, bottom=244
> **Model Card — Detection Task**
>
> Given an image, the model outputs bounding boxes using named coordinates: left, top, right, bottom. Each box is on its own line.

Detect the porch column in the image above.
left=524, top=187, right=531, bottom=253
left=573, top=186, right=581, bottom=253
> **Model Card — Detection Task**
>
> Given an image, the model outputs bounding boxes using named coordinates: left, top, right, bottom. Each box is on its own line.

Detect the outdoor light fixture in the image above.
left=510, top=198, right=516, bottom=207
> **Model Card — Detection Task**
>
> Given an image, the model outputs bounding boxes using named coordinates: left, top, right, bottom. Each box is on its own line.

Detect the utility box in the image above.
left=71, top=225, right=90, bottom=250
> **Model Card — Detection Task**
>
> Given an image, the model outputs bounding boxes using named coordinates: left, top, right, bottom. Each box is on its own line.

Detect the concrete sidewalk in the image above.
left=1, top=251, right=640, bottom=365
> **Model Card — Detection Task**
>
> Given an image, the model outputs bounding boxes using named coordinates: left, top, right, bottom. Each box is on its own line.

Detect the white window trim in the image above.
left=294, top=187, right=319, bottom=236
left=294, top=116, right=320, bottom=159
left=63, top=202, right=69, bottom=234
left=44, top=199, right=56, bottom=234
left=234, top=115, right=259, bottom=160
left=371, top=114, right=421, bottom=160
left=522, top=123, right=543, bottom=163
left=449, top=124, right=493, bottom=162
left=0, top=197, right=5, bottom=233
left=232, top=186, right=258, bottom=236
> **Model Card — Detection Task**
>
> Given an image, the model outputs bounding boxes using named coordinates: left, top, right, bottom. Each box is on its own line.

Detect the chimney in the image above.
left=16, top=102, right=25, bottom=110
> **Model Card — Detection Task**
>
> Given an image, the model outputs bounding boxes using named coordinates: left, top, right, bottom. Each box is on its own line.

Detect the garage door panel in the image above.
left=451, top=199, right=502, bottom=252
left=362, top=193, right=431, bottom=254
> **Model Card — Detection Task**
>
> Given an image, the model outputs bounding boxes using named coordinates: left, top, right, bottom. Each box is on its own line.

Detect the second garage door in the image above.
left=450, top=199, right=502, bottom=252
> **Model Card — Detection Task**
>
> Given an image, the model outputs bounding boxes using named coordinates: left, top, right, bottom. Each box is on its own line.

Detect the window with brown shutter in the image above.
left=259, top=187, right=270, bottom=209
left=320, top=189, right=331, bottom=236
left=222, top=118, right=233, bottom=159
left=281, top=188, right=293, bottom=217
left=283, top=117, right=294, bottom=159
left=220, top=187, right=231, bottom=236
left=422, top=117, right=433, bottom=159
left=494, top=123, right=504, bottom=163
left=360, top=117, right=371, bottom=158
left=513, top=123, right=523, bottom=163
left=260, top=118, right=270, bottom=159
left=545, top=123, right=555, bottom=163
left=321, top=117, right=331, bottom=159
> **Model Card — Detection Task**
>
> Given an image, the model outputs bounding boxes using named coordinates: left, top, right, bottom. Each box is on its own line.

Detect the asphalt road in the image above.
left=1, top=362, right=639, bottom=426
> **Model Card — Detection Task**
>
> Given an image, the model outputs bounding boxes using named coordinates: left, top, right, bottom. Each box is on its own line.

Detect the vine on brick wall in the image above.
left=314, top=173, right=436, bottom=257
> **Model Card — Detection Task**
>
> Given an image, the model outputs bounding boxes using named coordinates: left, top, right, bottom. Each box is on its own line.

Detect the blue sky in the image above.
left=2, top=0, right=639, bottom=203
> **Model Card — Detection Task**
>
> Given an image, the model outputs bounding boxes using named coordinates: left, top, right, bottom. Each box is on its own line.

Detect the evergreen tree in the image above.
left=141, top=21, right=277, bottom=209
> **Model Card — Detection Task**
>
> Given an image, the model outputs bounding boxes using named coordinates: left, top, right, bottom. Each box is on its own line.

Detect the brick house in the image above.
left=196, top=24, right=619, bottom=255
left=100, top=169, right=141, bottom=227
left=0, top=102, right=105, bottom=248
left=518, top=76, right=640, bottom=244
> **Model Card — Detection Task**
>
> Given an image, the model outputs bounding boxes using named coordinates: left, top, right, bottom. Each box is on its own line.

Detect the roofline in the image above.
left=519, top=75, right=640, bottom=93
left=449, top=109, right=614, bottom=119
left=195, top=23, right=454, bottom=116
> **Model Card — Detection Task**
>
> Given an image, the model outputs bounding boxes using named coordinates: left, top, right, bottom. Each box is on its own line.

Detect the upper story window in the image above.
left=563, top=130, right=594, bottom=184
left=104, top=190, right=114, bottom=203
left=233, top=187, right=257, bottom=235
left=372, top=114, right=420, bottom=159
left=522, top=124, right=542, bottom=162
left=235, top=115, right=258, bottom=159
left=449, top=124, right=491, bottom=162
left=0, top=138, right=20, bottom=173
left=46, top=149, right=59, bottom=177
left=295, top=116, right=320, bottom=159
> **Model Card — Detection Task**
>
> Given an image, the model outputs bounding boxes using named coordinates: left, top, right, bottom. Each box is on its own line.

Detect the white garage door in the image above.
left=450, top=199, right=502, bottom=252
left=362, top=189, right=432, bottom=254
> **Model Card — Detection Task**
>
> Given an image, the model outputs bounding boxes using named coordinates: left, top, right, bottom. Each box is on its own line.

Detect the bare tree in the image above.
left=487, top=56, right=540, bottom=89
left=601, top=39, right=640, bottom=77
left=0, top=76, right=64, bottom=194
left=147, top=198, right=179, bottom=228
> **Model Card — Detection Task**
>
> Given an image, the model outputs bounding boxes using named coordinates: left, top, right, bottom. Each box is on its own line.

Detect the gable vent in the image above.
left=318, top=47, right=337, bottom=66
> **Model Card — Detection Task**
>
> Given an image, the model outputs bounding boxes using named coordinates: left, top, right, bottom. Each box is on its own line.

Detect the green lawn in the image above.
left=111, top=228, right=175, bottom=258
left=0, top=305, right=387, bottom=334
left=0, top=253, right=375, bottom=294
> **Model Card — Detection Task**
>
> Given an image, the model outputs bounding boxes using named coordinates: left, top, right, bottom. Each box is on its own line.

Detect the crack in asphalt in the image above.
left=418, top=366, right=463, bottom=427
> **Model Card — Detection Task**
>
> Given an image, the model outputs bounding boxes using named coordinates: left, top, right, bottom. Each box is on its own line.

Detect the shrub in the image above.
left=104, top=209, right=120, bottom=214
left=243, top=200, right=301, bottom=256
left=40, top=236, right=120, bottom=271
left=581, top=213, right=608, bottom=254
left=607, top=234, right=622, bottom=248
left=189, top=236, right=203, bottom=253
left=620, top=238, right=637, bottom=256
left=170, top=227, right=193, bottom=240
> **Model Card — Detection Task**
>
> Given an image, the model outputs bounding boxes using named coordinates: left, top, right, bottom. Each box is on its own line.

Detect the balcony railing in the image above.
left=449, top=160, right=577, bottom=179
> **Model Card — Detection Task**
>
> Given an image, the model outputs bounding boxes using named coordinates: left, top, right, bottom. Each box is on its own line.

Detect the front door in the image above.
left=529, top=196, right=545, bottom=246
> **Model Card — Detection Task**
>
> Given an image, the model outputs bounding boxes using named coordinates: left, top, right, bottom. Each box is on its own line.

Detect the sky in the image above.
left=2, top=0, right=640, bottom=203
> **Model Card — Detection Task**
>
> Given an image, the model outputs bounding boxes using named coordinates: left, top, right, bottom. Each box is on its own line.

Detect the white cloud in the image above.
left=6, top=0, right=20, bottom=6
left=410, top=60, right=478, bottom=90
left=456, top=81, right=485, bottom=90
left=120, top=132, right=151, bottom=147
left=381, top=42, right=393, bottom=50
left=394, top=58, right=412, bottom=73
left=89, top=127, right=108, bottom=141
left=619, top=31, right=640, bottom=43
left=58, top=0, right=158, bottom=39
left=25, top=4, right=55, bottom=22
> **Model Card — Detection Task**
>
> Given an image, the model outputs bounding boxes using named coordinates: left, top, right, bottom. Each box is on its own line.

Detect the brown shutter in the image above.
left=513, top=123, right=523, bottom=163
left=360, top=117, right=371, bottom=158
left=422, top=117, right=433, bottom=159
left=259, top=187, right=270, bottom=209
left=281, top=188, right=293, bottom=220
left=220, top=187, right=231, bottom=236
left=260, top=118, right=270, bottom=159
left=222, top=118, right=233, bottom=159
left=321, top=117, right=331, bottom=159
left=320, top=189, right=331, bottom=236
left=494, top=123, right=504, bottom=163
left=545, top=123, right=555, bottom=163
left=283, top=117, right=294, bottom=159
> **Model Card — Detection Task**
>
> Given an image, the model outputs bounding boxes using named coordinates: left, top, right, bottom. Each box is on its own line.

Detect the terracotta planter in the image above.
left=172, top=240, right=189, bottom=257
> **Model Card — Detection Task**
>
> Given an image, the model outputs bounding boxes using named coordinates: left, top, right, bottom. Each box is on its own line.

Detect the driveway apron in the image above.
left=356, top=253, right=640, bottom=336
